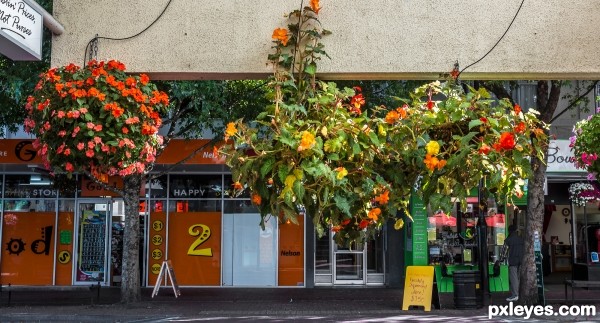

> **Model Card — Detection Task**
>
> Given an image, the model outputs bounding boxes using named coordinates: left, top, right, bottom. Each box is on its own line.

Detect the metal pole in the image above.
left=477, top=179, right=489, bottom=306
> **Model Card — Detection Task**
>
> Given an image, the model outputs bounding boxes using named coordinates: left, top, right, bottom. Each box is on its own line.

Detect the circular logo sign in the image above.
left=152, top=234, right=163, bottom=245
left=152, top=220, right=164, bottom=232
left=152, top=248, right=163, bottom=260
left=151, top=263, right=162, bottom=275
left=58, top=250, right=71, bottom=264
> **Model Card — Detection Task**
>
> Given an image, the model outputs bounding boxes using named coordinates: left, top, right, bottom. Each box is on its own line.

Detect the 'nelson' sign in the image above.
left=0, top=0, right=42, bottom=61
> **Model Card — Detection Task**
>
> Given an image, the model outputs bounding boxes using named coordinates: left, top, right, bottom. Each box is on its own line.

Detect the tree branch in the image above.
left=549, top=80, right=598, bottom=123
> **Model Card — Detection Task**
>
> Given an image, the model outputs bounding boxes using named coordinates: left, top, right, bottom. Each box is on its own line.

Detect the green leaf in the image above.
left=293, top=180, right=305, bottom=201
left=333, top=193, right=351, bottom=216
left=328, top=153, right=340, bottom=161
left=468, top=119, right=483, bottom=129
left=278, top=164, right=290, bottom=183
left=304, top=62, right=317, bottom=75
left=260, top=157, right=275, bottom=177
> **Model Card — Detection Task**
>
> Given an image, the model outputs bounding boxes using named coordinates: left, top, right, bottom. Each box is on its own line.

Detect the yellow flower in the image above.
left=298, top=131, right=316, bottom=151
left=425, top=140, right=440, bottom=155
left=335, top=167, right=348, bottom=180
left=394, top=218, right=404, bottom=230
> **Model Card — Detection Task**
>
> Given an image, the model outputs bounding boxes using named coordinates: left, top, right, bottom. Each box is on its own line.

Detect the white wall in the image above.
left=52, top=0, right=600, bottom=80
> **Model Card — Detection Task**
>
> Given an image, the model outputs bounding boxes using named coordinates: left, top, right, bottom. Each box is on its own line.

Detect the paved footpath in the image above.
left=0, top=284, right=598, bottom=322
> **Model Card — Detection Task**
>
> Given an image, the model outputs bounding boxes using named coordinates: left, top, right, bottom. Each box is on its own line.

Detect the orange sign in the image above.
left=167, top=212, right=221, bottom=286
left=147, top=212, right=167, bottom=286
left=0, top=139, right=224, bottom=165
left=278, top=215, right=305, bottom=286
left=1, top=212, right=56, bottom=285
left=155, top=140, right=225, bottom=165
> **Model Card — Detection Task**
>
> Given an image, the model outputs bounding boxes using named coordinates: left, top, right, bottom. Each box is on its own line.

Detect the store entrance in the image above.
left=72, top=200, right=113, bottom=286
left=315, top=230, right=385, bottom=286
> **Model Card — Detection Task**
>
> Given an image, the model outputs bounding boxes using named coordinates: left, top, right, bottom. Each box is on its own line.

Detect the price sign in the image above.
left=152, top=220, right=164, bottom=232
left=402, top=266, right=434, bottom=311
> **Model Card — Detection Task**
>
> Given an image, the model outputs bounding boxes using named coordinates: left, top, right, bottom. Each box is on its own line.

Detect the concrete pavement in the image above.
left=0, top=283, right=598, bottom=322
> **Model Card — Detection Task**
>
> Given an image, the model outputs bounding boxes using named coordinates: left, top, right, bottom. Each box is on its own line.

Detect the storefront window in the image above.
left=427, top=200, right=507, bottom=266
left=169, top=174, right=223, bottom=199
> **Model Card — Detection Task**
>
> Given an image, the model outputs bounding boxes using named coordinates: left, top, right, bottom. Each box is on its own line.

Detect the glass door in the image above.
left=73, top=200, right=111, bottom=285
left=333, top=237, right=365, bottom=284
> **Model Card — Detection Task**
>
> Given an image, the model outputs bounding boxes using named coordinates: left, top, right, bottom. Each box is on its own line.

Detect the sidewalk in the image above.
left=0, top=283, right=598, bottom=322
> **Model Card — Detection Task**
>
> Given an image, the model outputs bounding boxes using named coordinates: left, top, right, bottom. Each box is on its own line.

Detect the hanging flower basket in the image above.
left=24, top=60, right=169, bottom=177
left=568, top=182, right=600, bottom=207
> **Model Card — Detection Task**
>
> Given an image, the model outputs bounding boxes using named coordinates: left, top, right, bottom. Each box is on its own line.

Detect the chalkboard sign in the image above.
left=151, top=260, right=181, bottom=298
left=402, top=266, right=434, bottom=311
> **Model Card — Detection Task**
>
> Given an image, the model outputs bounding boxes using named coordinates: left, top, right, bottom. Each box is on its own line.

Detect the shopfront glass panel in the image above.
left=335, top=253, right=363, bottom=281
left=223, top=201, right=277, bottom=286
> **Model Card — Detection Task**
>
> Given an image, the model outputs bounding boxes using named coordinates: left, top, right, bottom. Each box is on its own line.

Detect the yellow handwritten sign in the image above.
left=402, top=266, right=434, bottom=311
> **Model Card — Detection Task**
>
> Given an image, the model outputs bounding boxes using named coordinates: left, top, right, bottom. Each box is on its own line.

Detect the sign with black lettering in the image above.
left=151, top=260, right=181, bottom=298
left=402, top=266, right=434, bottom=311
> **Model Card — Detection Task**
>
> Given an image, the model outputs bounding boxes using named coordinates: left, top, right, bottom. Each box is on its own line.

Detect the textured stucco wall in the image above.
left=52, top=0, right=600, bottom=80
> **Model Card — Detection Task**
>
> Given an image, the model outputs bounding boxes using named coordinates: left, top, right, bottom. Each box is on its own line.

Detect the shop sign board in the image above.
left=402, top=266, right=434, bottom=311
left=0, top=0, right=43, bottom=61
left=546, top=140, right=582, bottom=173
left=411, top=195, right=429, bottom=265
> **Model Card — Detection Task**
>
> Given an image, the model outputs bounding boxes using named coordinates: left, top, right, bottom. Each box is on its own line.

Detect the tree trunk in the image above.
left=520, top=80, right=561, bottom=304
left=120, top=175, right=142, bottom=303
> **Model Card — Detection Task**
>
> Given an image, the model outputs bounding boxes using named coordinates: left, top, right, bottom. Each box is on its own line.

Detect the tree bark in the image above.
left=120, top=175, right=142, bottom=303
left=519, top=80, right=561, bottom=305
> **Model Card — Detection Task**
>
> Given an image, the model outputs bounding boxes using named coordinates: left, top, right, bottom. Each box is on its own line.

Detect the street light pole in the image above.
left=477, top=179, right=489, bottom=306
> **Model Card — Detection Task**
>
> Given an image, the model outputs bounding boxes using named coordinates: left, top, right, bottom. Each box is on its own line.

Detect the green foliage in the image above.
left=571, top=115, right=600, bottom=176
left=221, top=5, right=548, bottom=245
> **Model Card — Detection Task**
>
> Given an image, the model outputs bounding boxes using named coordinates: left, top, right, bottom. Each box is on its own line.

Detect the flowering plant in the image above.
left=570, top=112, right=600, bottom=180
left=221, top=1, right=547, bottom=244
left=568, top=182, right=600, bottom=207
left=24, top=60, right=169, bottom=178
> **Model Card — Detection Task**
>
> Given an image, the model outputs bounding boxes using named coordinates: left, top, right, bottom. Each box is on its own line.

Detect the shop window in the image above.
left=146, top=175, right=168, bottom=198
left=223, top=175, right=250, bottom=198
left=427, top=200, right=506, bottom=266
left=168, top=200, right=222, bottom=212
left=169, top=174, right=223, bottom=199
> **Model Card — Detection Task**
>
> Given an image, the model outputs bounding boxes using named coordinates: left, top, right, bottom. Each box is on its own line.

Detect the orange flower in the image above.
left=374, top=190, right=390, bottom=205
left=385, top=110, right=400, bottom=124
left=359, top=219, right=370, bottom=229
left=396, top=105, right=408, bottom=119
left=272, top=28, right=289, bottom=46
left=368, top=208, right=381, bottom=221
left=514, top=122, right=526, bottom=134
left=340, top=219, right=351, bottom=226
left=225, top=122, right=237, bottom=140
left=310, top=0, right=321, bottom=14
left=212, top=146, right=219, bottom=158
left=251, top=193, right=262, bottom=205
left=140, top=74, right=150, bottom=85
left=298, top=131, right=316, bottom=151
left=437, top=159, right=447, bottom=170
left=514, top=104, right=521, bottom=115
left=232, top=181, right=243, bottom=190
left=424, top=154, right=439, bottom=171
left=532, top=128, right=545, bottom=137
left=498, top=132, right=516, bottom=150
left=112, top=106, right=124, bottom=118
left=479, top=143, right=491, bottom=155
